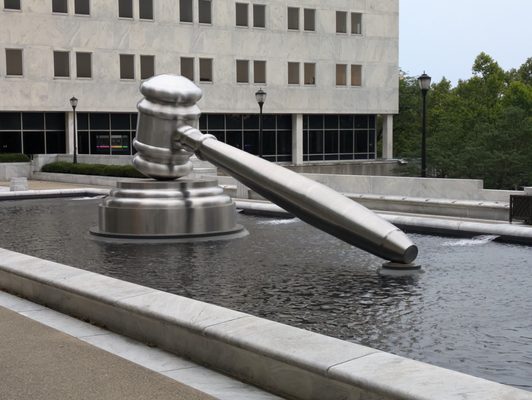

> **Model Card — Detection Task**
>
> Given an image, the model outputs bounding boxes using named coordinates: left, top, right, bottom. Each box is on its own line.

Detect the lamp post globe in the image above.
left=417, top=73, right=431, bottom=177
left=70, top=96, right=78, bottom=164
left=255, top=88, right=266, bottom=157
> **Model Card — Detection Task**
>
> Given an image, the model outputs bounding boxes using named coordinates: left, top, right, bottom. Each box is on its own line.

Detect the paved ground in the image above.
left=0, top=306, right=215, bottom=400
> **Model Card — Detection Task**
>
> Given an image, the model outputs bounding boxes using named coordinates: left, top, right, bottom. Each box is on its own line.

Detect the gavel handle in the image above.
left=174, top=124, right=418, bottom=264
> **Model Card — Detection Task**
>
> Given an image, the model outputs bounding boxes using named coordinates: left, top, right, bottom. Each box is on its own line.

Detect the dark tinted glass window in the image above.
left=90, top=113, right=109, bottom=130
left=118, top=0, right=133, bottom=17
left=355, top=131, right=368, bottom=153
left=77, top=113, right=89, bottom=130
left=140, top=55, right=155, bottom=80
left=355, top=115, right=368, bottom=129
left=226, top=115, right=242, bottom=130
left=208, top=114, right=224, bottom=130
left=339, top=130, right=353, bottom=153
left=226, top=131, right=242, bottom=149
left=139, top=0, right=153, bottom=19
left=111, top=114, right=130, bottom=129
left=277, top=132, right=292, bottom=155
left=277, top=115, right=291, bottom=130
left=54, top=51, right=70, bottom=77
left=180, top=0, right=192, bottom=22
left=45, top=113, right=65, bottom=130
left=308, top=115, right=322, bottom=130
left=4, top=0, right=20, bottom=10
left=324, top=131, right=338, bottom=153
left=262, top=131, right=275, bottom=155
left=6, top=49, right=23, bottom=76
left=74, top=0, right=90, bottom=15
left=339, top=115, right=353, bottom=129
left=46, top=131, right=66, bottom=153
left=243, top=115, right=259, bottom=130
left=76, top=52, right=91, bottom=78
left=120, top=54, right=135, bottom=79
left=0, top=113, right=21, bottom=130
left=198, top=0, right=211, bottom=24
left=23, top=113, right=44, bottom=130
left=324, top=115, right=338, bottom=129
left=78, top=132, right=89, bottom=154
left=308, top=131, right=323, bottom=153
left=23, top=132, right=45, bottom=154
left=91, top=132, right=110, bottom=154
left=111, top=133, right=130, bottom=154
left=0, top=132, right=21, bottom=153
left=243, top=131, right=258, bottom=154
left=262, top=115, right=276, bottom=130
left=52, top=0, right=68, bottom=13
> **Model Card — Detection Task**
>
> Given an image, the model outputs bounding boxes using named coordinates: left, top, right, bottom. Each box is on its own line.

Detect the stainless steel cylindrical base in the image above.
left=90, top=179, right=245, bottom=240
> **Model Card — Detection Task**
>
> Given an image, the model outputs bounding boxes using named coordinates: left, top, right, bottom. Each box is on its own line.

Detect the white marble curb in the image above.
left=0, top=188, right=110, bottom=200
left=0, top=248, right=530, bottom=400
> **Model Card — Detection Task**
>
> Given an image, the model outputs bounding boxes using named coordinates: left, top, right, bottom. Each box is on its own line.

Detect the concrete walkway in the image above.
left=0, top=305, right=215, bottom=400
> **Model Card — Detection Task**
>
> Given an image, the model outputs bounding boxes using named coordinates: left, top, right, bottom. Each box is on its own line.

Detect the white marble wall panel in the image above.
left=0, top=0, right=399, bottom=114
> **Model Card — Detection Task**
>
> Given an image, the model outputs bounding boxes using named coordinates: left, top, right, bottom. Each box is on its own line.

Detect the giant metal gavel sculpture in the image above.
left=133, top=74, right=418, bottom=264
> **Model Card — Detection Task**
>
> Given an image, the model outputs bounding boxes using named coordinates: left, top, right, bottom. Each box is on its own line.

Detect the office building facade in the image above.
left=0, top=0, right=398, bottom=164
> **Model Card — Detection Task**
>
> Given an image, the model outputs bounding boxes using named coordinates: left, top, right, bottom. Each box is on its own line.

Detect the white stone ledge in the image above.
left=0, top=247, right=530, bottom=400
left=0, top=188, right=110, bottom=200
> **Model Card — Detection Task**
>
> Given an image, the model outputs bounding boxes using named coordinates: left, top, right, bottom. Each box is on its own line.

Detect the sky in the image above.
left=399, top=0, right=532, bottom=85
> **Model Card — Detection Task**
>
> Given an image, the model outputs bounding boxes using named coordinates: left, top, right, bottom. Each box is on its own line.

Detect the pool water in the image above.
left=0, top=198, right=531, bottom=390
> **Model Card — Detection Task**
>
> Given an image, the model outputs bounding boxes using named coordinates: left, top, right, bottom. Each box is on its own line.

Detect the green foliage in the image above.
left=0, top=153, right=30, bottom=163
left=42, top=162, right=146, bottom=178
left=394, top=53, right=532, bottom=189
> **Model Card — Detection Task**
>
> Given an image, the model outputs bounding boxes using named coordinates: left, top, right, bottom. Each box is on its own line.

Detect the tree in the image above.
left=394, top=54, right=532, bottom=189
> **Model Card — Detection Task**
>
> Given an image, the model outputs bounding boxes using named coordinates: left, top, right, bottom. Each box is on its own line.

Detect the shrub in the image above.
left=41, top=162, right=146, bottom=178
left=0, top=153, right=30, bottom=163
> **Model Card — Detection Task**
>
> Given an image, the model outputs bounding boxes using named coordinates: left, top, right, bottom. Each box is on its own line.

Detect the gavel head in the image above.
left=133, top=74, right=202, bottom=180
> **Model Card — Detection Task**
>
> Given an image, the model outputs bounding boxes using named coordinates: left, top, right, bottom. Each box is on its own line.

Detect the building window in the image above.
left=303, top=8, right=315, bottom=31
left=139, top=0, right=153, bottom=20
left=53, top=51, right=70, bottom=78
left=288, top=62, right=299, bottom=84
left=303, top=115, right=376, bottom=161
left=5, top=49, right=23, bottom=76
left=180, top=0, right=192, bottom=22
left=76, top=52, right=91, bottom=78
left=235, top=3, right=248, bottom=27
left=180, top=57, right=194, bottom=81
left=304, top=63, right=315, bottom=85
left=74, top=0, right=90, bottom=15
left=351, top=12, right=362, bottom=34
left=198, top=0, right=211, bottom=24
left=118, top=0, right=133, bottom=18
left=140, top=55, right=155, bottom=79
left=236, top=60, right=249, bottom=83
left=4, top=0, right=20, bottom=10
left=120, top=54, right=135, bottom=79
left=351, top=64, right=362, bottom=86
left=253, top=4, right=265, bottom=28
left=77, top=112, right=137, bottom=155
left=287, top=7, right=299, bottom=30
left=336, top=64, right=347, bottom=86
left=336, top=11, right=347, bottom=33
left=201, top=114, right=292, bottom=162
left=52, top=0, right=68, bottom=13
left=0, top=112, right=66, bottom=155
left=254, top=60, right=266, bottom=84
left=199, top=58, right=213, bottom=82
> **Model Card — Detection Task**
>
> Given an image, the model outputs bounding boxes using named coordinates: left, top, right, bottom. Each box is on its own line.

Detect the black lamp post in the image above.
left=255, top=88, right=266, bottom=157
left=418, top=72, right=431, bottom=177
left=69, top=96, right=78, bottom=164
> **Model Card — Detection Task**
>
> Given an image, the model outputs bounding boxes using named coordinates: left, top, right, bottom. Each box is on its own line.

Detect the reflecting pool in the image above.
left=0, top=198, right=531, bottom=391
